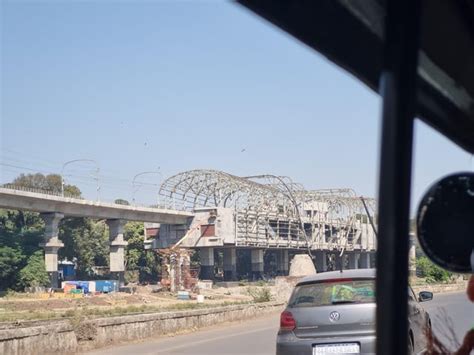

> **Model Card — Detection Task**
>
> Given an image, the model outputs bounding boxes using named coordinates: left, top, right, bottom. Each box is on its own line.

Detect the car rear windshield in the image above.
left=288, top=278, right=376, bottom=308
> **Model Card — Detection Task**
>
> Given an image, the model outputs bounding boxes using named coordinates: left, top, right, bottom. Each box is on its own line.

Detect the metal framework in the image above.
left=159, top=169, right=377, bottom=251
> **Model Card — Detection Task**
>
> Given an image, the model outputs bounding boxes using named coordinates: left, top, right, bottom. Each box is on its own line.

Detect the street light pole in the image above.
left=131, top=169, right=162, bottom=206
left=61, top=159, right=100, bottom=199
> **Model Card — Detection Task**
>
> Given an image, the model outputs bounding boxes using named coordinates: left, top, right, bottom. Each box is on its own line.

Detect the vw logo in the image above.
left=329, top=311, right=340, bottom=322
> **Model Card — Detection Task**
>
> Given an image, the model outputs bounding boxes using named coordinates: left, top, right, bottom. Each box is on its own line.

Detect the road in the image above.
left=423, top=291, right=473, bottom=348
left=87, top=292, right=472, bottom=355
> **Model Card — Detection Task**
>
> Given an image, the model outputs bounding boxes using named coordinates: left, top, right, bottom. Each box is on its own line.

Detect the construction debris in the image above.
left=158, top=248, right=198, bottom=292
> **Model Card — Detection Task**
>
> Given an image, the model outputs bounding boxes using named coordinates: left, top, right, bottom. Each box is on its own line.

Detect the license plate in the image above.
left=313, top=343, right=360, bottom=354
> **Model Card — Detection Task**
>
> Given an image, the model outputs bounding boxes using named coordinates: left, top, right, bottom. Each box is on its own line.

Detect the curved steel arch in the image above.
left=159, top=169, right=377, bottom=251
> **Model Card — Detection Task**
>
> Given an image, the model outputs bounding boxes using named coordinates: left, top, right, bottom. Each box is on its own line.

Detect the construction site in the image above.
left=147, top=169, right=378, bottom=288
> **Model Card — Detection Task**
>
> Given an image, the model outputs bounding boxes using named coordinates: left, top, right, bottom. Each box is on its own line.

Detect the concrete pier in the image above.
left=314, top=251, right=327, bottom=273
left=359, top=252, right=371, bottom=269
left=276, top=250, right=289, bottom=276
left=40, top=212, right=64, bottom=288
left=199, top=248, right=215, bottom=280
left=106, top=219, right=128, bottom=286
left=251, top=249, right=264, bottom=280
left=348, top=253, right=358, bottom=269
left=223, top=248, right=237, bottom=281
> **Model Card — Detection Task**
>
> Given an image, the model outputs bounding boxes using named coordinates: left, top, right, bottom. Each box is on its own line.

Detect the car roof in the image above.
left=297, top=269, right=376, bottom=285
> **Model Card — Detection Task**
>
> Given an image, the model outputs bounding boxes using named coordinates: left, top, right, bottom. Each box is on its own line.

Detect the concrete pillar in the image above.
left=223, top=248, right=237, bottom=281
left=251, top=249, right=264, bottom=280
left=106, top=219, right=128, bottom=286
left=314, top=251, right=327, bottom=273
left=348, top=253, right=357, bottom=269
left=276, top=250, right=289, bottom=275
left=40, top=212, right=64, bottom=288
left=335, top=253, right=343, bottom=271
left=199, top=247, right=215, bottom=280
left=359, top=252, right=371, bottom=269
left=409, top=233, right=416, bottom=276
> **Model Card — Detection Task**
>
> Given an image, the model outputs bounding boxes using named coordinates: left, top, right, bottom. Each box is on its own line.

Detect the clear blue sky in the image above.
left=1, top=1, right=472, bottom=209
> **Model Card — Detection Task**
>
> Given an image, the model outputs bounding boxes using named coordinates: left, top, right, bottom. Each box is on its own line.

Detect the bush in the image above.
left=125, top=270, right=139, bottom=284
left=17, top=251, right=50, bottom=289
left=416, top=256, right=452, bottom=284
left=247, top=286, right=272, bottom=303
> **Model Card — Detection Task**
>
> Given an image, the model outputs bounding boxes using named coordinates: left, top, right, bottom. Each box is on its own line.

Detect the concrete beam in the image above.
left=0, top=188, right=193, bottom=224
left=39, top=212, right=64, bottom=288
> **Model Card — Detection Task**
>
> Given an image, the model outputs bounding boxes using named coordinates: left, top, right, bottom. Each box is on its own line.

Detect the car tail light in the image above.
left=280, top=311, right=296, bottom=331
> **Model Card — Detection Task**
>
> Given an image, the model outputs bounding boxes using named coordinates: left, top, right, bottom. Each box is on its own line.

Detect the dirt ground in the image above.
left=0, top=284, right=273, bottom=322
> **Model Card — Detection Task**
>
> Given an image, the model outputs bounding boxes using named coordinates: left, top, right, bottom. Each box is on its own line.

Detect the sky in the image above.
left=1, top=0, right=472, bottom=210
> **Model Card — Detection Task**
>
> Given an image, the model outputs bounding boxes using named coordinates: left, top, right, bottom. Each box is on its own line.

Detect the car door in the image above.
left=408, top=287, right=425, bottom=353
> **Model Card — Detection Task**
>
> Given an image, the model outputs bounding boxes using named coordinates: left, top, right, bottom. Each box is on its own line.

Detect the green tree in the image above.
left=0, top=247, right=24, bottom=290
left=59, top=218, right=109, bottom=279
left=11, top=173, right=81, bottom=197
left=416, top=256, right=452, bottom=283
left=17, top=251, right=50, bottom=289
left=124, top=222, right=161, bottom=283
left=0, top=208, right=44, bottom=291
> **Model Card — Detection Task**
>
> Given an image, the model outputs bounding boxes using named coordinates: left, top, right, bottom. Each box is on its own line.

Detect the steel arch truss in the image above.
left=159, top=169, right=377, bottom=251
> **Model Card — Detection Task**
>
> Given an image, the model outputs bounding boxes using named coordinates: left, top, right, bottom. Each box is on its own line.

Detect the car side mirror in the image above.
left=417, top=172, right=474, bottom=273
left=418, top=291, right=433, bottom=302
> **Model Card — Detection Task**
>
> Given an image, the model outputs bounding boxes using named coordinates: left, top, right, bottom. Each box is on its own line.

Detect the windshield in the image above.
left=288, top=279, right=375, bottom=307
left=1, top=2, right=472, bottom=355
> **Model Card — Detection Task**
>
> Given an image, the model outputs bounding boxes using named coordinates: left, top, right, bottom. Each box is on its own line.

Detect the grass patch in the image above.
left=246, top=287, right=272, bottom=303
left=0, top=300, right=252, bottom=323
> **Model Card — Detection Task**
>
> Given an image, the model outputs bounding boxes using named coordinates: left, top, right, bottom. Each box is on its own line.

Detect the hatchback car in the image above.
left=277, top=269, right=432, bottom=354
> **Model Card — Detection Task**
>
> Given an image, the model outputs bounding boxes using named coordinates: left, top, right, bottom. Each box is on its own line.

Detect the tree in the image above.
left=114, top=199, right=130, bottom=206
left=59, top=218, right=109, bottom=279
left=0, top=247, right=24, bottom=290
left=11, top=173, right=81, bottom=197
left=0, top=208, right=44, bottom=291
left=124, top=222, right=161, bottom=283
left=17, top=251, right=50, bottom=289
left=416, top=256, right=452, bottom=283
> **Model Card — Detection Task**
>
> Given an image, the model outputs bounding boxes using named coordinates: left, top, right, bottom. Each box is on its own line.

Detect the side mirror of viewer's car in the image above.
left=418, top=291, right=433, bottom=302
left=417, top=172, right=474, bottom=273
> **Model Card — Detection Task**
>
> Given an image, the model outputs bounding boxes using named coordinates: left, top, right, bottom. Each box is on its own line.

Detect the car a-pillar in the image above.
left=106, top=219, right=128, bottom=286
left=40, top=212, right=64, bottom=288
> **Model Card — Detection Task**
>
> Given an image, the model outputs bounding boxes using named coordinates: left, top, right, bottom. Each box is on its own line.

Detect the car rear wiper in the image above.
left=331, top=300, right=358, bottom=304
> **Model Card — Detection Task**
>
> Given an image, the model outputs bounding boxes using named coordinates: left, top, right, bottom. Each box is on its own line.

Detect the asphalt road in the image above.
left=423, top=291, right=473, bottom=348
left=87, top=292, right=472, bottom=355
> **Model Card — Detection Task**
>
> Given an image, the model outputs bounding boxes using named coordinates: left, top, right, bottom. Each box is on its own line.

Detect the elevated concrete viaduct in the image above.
left=0, top=187, right=193, bottom=287
left=1, top=167, right=387, bottom=286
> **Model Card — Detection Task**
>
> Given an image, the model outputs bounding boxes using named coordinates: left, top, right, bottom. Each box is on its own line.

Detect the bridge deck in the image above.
left=0, top=188, right=193, bottom=224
